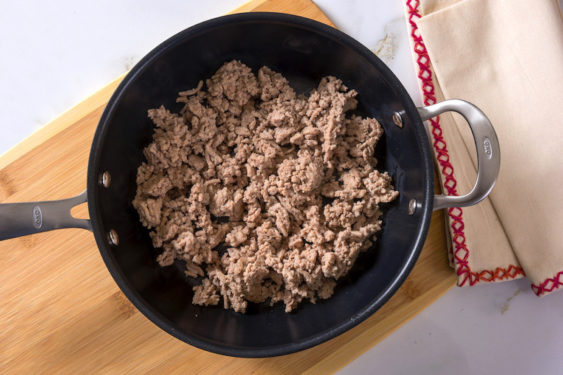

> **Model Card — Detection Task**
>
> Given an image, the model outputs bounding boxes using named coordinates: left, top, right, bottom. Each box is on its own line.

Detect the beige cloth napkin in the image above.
left=404, top=0, right=563, bottom=295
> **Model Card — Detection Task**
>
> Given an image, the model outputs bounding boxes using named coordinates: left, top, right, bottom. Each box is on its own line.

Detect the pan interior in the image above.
left=88, top=13, right=432, bottom=357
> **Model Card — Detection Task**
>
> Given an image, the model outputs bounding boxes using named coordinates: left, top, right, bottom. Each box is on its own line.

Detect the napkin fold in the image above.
left=404, top=0, right=563, bottom=294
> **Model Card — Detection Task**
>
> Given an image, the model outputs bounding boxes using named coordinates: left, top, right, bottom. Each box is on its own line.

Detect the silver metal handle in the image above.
left=417, top=99, right=500, bottom=211
left=0, top=190, right=91, bottom=240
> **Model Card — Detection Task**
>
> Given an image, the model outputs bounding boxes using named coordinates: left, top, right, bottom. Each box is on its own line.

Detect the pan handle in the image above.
left=417, top=99, right=500, bottom=211
left=0, top=190, right=91, bottom=240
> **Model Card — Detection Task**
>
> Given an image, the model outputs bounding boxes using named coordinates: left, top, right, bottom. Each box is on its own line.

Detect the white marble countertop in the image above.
left=1, top=0, right=561, bottom=373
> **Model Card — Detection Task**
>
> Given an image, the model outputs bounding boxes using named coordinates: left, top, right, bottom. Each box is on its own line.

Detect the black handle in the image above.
left=0, top=191, right=91, bottom=240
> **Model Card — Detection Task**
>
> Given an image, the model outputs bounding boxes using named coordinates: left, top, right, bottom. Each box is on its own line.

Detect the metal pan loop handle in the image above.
left=417, top=99, right=500, bottom=211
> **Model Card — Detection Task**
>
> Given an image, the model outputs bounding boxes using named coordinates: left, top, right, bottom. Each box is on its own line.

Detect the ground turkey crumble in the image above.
left=133, top=60, right=398, bottom=313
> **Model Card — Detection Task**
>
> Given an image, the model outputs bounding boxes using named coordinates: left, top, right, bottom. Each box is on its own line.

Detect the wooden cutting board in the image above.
left=0, top=0, right=456, bottom=373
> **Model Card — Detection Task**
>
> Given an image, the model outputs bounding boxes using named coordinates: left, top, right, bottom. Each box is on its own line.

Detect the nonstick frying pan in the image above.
left=0, top=13, right=499, bottom=357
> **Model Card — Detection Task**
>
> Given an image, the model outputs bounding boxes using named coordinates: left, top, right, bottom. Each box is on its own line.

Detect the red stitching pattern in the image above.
left=405, top=0, right=524, bottom=286
left=474, top=265, right=524, bottom=283
left=531, top=271, right=563, bottom=296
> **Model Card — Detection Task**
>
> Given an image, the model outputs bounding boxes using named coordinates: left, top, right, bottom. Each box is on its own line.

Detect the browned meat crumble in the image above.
left=133, top=60, right=398, bottom=313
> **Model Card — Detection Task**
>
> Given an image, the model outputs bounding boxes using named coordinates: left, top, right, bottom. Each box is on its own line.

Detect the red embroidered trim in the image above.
left=531, top=271, right=563, bottom=296
left=474, top=265, right=524, bottom=283
left=405, top=0, right=524, bottom=286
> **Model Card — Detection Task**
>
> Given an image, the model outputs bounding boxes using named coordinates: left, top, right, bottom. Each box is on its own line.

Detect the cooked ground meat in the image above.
left=133, top=60, right=398, bottom=313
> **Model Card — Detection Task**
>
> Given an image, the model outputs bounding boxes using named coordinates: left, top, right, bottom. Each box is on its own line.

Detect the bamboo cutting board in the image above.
left=0, top=0, right=456, bottom=373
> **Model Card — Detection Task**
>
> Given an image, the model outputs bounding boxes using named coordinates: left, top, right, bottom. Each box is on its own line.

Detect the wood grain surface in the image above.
left=0, top=0, right=456, bottom=373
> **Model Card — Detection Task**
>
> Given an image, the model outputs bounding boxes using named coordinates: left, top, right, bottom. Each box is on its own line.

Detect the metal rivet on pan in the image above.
left=392, top=112, right=403, bottom=128
left=108, top=229, right=119, bottom=246
left=99, top=171, right=111, bottom=188
left=408, top=199, right=417, bottom=215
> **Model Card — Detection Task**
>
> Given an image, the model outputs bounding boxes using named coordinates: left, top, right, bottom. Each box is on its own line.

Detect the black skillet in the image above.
left=0, top=13, right=499, bottom=357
